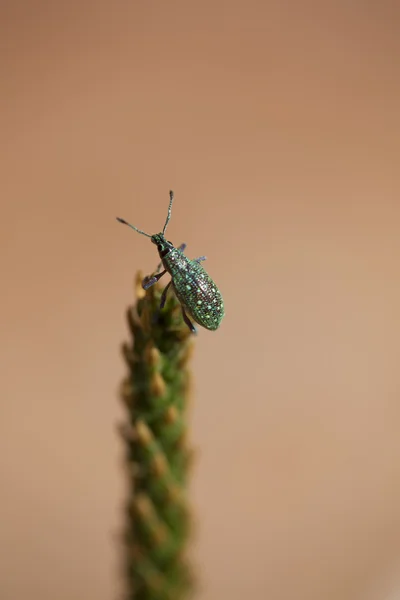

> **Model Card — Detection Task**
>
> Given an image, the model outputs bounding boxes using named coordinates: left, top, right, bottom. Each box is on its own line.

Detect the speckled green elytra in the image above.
left=117, top=190, right=224, bottom=334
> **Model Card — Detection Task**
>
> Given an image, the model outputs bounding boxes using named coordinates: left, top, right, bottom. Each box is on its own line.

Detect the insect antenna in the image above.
left=162, top=190, right=174, bottom=235
left=116, top=217, right=152, bottom=238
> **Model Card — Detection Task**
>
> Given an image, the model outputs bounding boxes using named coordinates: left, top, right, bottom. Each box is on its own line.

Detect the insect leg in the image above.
left=153, top=260, right=164, bottom=275
left=177, top=243, right=187, bottom=252
left=193, top=256, right=207, bottom=263
left=142, top=270, right=167, bottom=290
left=181, top=306, right=197, bottom=334
left=160, top=280, right=172, bottom=309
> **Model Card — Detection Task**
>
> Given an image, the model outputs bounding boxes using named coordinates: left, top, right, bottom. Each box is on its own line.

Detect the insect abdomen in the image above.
left=169, top=259, right=224, bottom=331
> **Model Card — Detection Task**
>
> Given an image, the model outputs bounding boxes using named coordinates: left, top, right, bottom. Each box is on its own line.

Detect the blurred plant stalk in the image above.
left=119, top=272, right=195, bottom=600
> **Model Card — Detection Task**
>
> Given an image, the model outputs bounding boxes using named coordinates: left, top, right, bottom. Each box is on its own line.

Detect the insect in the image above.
left=116, top=190, right=224, bottom=333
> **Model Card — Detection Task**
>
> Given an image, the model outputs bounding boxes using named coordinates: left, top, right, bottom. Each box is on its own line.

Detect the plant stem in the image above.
left=119, top=272, right=195, bottom=600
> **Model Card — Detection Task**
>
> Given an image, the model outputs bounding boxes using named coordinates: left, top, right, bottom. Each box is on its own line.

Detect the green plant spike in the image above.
left=119, top=271, right=195, bottom=600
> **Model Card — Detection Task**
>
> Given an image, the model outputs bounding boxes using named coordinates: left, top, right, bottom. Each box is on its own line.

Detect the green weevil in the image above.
left=117, top=190, right=224, bottom=333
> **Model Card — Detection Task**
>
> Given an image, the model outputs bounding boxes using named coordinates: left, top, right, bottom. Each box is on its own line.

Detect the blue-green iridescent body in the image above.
left=116, top=190, right=224, bottom=333
left=151, top=233, right=224, bottom=331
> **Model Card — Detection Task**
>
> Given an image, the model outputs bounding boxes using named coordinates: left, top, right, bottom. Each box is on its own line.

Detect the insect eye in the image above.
left=157, top=244, right=162, bottom=251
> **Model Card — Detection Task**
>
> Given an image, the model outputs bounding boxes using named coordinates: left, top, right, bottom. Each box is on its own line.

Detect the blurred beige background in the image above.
left=1, top=1, right=400, bottom=599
